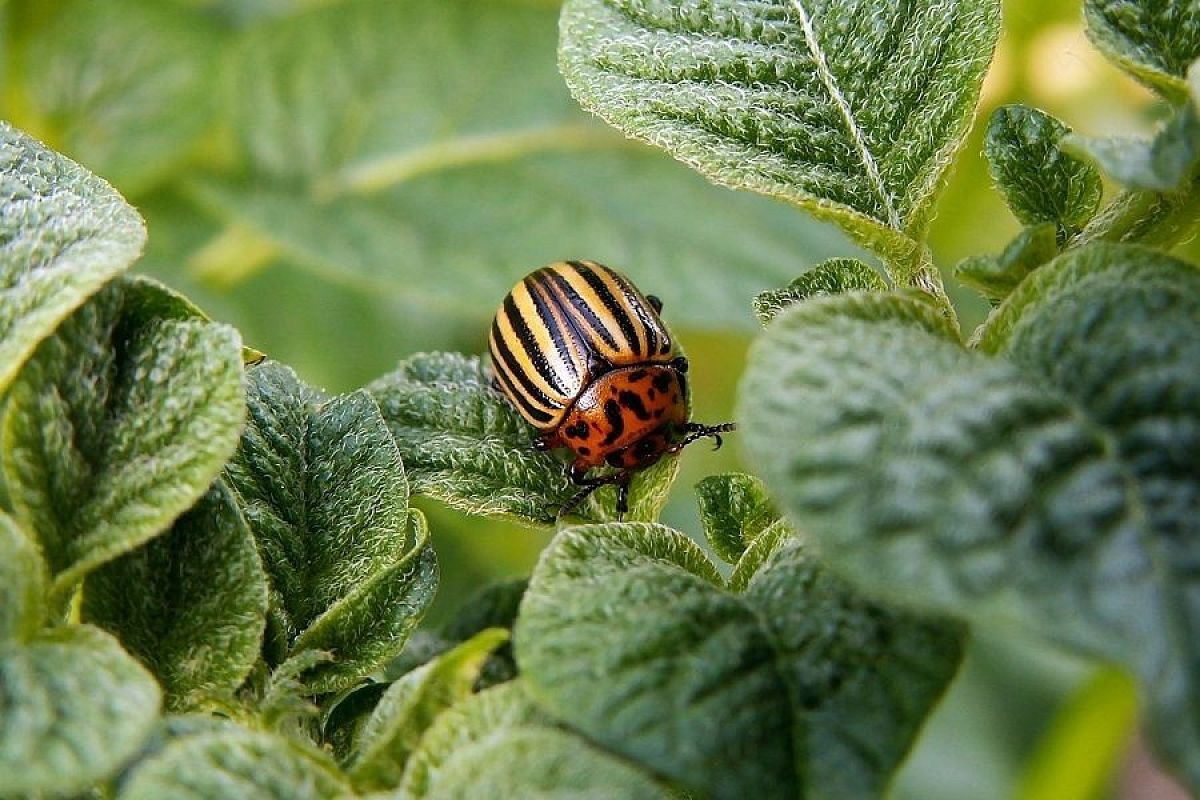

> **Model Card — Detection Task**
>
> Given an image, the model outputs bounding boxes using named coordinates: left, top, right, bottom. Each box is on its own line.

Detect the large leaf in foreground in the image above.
left=0, top=122, right=145, bottom=391
left=739, top=248, right=1200, bottom=788
left=83, top=481, right=268, bottom=711
left=559, top=0, right=1000, bottom=275
left=226, top=362, right=436, bottom=691
left=367, top=352, right=676, bottom=527
left=0, top=626, right=161, bottom=797
left=2, top=278, right=245, bottom=610
left=516, top=522, right=962, bottom=800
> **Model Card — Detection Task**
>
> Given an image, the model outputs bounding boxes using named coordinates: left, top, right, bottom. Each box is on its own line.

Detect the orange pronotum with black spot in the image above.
left=488, top=260, right=734, bottom=516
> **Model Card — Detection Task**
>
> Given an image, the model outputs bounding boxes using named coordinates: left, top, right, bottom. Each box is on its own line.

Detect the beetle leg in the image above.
left=646, top=294, right=663, bottom=313
left=669, top=421, right=737, bottom=454
left=615, top=476, right=631, bottom=518
left=558, top=468, right=633, bottom=519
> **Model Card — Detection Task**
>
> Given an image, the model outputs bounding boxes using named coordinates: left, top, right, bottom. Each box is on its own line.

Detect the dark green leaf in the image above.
left=399, top=680, right=669, bottom=800
left=119, top=728, right=351, bottom=800
left=22, top=0, right=221, bottom=195
left=2, top=278, right=246, bottom=611
left=985, top=105, right=1102, bottom=230
left=955, top=223, right=1060, bottom=303
left=225, top=362, right=437, bottom=691
left=1084, top=0, right=1200, bottom=99
left=83, top=480, right=269, bottom=711
left=559, top=0, right=1000, bottom=276
left=694, top=472, right=778, bottom=563
left=0, top=626, right=161, bottom=797
left=440, top=578, right=528, bottom=689
left=349, top=628, right=509, bottom=791
left=753, top=258, right=888, bottom=326
left=0, top=122, right=146, bottom=392
left=517, top=522, right=962, bottom=800
left=367, top=352, right=676, bottom=527
left=0, top=512, right=44, bottom=642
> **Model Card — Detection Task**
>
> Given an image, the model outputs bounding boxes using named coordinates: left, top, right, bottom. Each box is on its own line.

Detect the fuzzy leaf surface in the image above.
left=694, top=472, right=778, bottom=563
left=350, top=628, right=509, bottom=791
left=985, top=105, right=1102, bottom=230
left=119, top=729, right=350, bottom=800
left=367, top=352, right=675, bottom=527
left=954, top=223, right=1059, bottom=303
left=195, top=0, right=854, bottom=331
left=83, top=481, right=268, bottom=711
left=2, top=278, right=245, bottom=609
left=559, top=0, right=1000, bottom=271
left=226, top=362, right=435, bottom=691
left=1084, top=0, right=1200, bottom=99
left=0, top=512, right=44, bottom=642
left=399, top=681, right=669, bottom=800
left=22, top=0, right=221, bottom=194
left=753, top=257, right=887, bottom=325
left=516, top=522, right=963, bottom=800
left=0, top=122, right=146, bottom=392
left=0, top=626, right=161, bottom=797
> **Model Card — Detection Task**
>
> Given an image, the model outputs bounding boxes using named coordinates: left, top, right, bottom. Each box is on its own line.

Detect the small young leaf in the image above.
left=1064, top=101, right=1200, bottom=192
left=82, top=480, right=269, bottom=711
left=0, top=122, right=146, bottom=392
left=399, top=680, right=669, bottom=800
left=2, top=278, right=246, bottom=611
left=1084, top=0, right=1200, bottom=100
left=517, top=522, right=962, bottom=800
left=22, top=0, right=221, bottom=194
left=368, top=352, right=675, bottom=526
left=559, top=0, right=1000, bottom=276
left=985, top=105, right=1102, bottom=230
left=439, top=577, right=528, bottom=689
left=0, top=626, right=161, bottom=797
left=694, top=472, right=779, bottom=563
left=955, top=223, right=1060, bottom=303
left=119, top=729, right=351, bottom=800
left=753, top=258, right=887, bottom=326
left=349, top=628, right=509, bottom=791
left=226, top=362, right=436, bottom=691
left=0, top=512, right=44, bottom=642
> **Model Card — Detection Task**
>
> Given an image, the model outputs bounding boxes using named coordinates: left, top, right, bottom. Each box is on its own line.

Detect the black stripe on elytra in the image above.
left=546, top=267, right=620, bottom=352
left=573, top=262, right=644, bottom=356
left=490, top=318, right=558, bottom=419
left=602, top=398, right=625, bottom=445
left=524, top=276, right=580, bottom=384
left=489, top=351, right=554, bottom=424
left=618, top=389, right=652, bottom=421
left=607, top=268, right=661, bottom=355
left=503, top=294, right=567, bottom=395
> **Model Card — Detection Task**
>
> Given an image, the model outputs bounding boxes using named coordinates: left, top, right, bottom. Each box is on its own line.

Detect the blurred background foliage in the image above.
left=0, top=0, right=1188, bottom=797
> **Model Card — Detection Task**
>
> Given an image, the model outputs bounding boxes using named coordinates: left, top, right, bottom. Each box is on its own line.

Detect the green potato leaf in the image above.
left=559, top=0, right=1000, bottom=278
left=0, top=122, right=146, bottom=392
left=694, top=472, right=779, bottom=563
left=225, top=362, right=437, bottom=692
left=1084, top=0, right=1200, bottom=100
left=0, top=625, right=161, bottom=797
left=516, top=522, right=963, bottom=800
left=2, top=277, right=246, bottom=612
left=954, top=223, right=1060, bottom=304
left=753, top=257, right=888, bottom=326
left=82, top=480, right=269, bottom=711
left=0, top=512, right=44, bottom=642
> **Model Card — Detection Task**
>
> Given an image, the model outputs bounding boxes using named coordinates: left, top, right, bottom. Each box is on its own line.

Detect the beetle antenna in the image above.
left=669, top=422, right=737, bottom=454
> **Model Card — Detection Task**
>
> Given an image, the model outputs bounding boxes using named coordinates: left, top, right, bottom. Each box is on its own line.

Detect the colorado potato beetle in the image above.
left=488, top=260, right=735, bottom=516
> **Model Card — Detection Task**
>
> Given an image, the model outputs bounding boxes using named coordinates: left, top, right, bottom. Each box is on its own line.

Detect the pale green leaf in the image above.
left=694, top=472, right=778, bottom=563
left=0, top=625, right=161, bottom=797
left=82, top=480, right=269, bottom=711
left=350, top=628, right=510, bottom=791
left=2, top=277, right=246, bottom=611
left=226, top=362, right=436, bottom=692
left=399, top=681, right=670, bottom=800
left=517, top=522, right=963, bottom=800
left=985, top=105, right=1102, bottom=230
left=119, top=728, right=351, bottom=800
left=0, top=511, right=44, bottom=641
left=0, top=121, right=146, bottom=392
left=559, top=0, right=1000, bottom=276
left=438, top=578, right=528, bottom=690
left=1084, top=0, right=1200, bottom=100
left=753, top=258, right=887, bottom=326
left=954, top=224, right=1059, bottom=304
left=367, top=352, right=676, bottom=527
left=22, top=0, right=221, bottom=195
left=192, top=0, right=855, bottom=331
